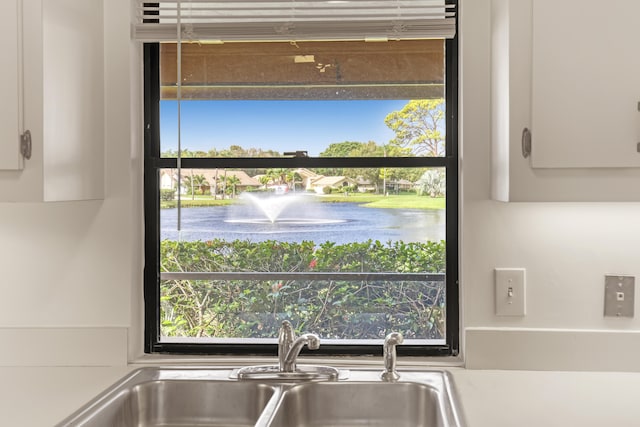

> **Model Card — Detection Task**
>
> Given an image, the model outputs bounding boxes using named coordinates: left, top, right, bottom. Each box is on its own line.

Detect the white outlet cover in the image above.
left=495, top=268, right=526, bottom=316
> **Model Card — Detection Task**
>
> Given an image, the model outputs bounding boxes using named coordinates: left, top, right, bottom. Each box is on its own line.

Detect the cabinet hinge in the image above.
left=20, top=130, right=32, bottom=160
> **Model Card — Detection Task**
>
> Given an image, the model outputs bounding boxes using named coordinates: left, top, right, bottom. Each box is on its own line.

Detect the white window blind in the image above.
left=133, top=0, right=456, bottom=42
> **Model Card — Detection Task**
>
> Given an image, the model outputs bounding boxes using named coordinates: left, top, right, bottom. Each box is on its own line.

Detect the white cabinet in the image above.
left=531, top=0, right=640, bottom=168
left=0, top=0, right=23, bottom=171
left=490, top=0, right=640, bottom=201
left=0, top=0, right=104, bottom=201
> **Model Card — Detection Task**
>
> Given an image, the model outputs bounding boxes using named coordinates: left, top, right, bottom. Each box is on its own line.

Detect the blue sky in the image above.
left=160, top=100, right=409, bottom=156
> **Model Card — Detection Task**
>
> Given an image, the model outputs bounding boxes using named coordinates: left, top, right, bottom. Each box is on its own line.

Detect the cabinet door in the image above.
left=0, top=0, right=22, bottom=170
left=531, top=0, right=640, bottom=168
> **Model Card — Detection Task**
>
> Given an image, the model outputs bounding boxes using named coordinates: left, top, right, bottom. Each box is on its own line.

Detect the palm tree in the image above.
left=285, top=170, right=302, bottom=191
left=259, top=175, right=271, bottom=189
left=194, top=174, right=210, bottom=195
left=182, top=173, right=209, bottom=199
left=225, top=175, right=241, bottom=198
left=267, top=168, right=288, bottom=185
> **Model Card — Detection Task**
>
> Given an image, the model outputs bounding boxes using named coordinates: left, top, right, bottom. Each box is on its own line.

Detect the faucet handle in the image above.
left=279, top=320, right=294, bottom=336
left=278, top=320, right=296, bottom=346
left=385, top=331, right=404, bottom=346
left=381, top=332, right=404, bottom=381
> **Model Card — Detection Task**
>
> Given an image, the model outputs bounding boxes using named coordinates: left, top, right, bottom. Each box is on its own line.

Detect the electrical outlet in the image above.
left=495, top=268, right=526, bottom=316
left=604, top=275, right=635, bottom=317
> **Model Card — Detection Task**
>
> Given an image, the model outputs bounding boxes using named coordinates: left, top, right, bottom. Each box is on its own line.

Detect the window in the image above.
left=142, top=1, right=458, bottom=356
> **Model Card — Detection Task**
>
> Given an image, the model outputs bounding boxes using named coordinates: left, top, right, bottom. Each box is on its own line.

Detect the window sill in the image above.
left=128, top=352, right=463, bottom=369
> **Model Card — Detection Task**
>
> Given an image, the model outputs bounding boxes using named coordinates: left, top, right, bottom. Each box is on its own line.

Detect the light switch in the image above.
left=604, top=275, right=635, bottom=317
left=495, top=268, right=526, bottom=316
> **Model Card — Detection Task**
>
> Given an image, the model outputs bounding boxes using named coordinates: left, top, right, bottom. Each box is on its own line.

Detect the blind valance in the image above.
left=133, top=0, right=456, bottom=42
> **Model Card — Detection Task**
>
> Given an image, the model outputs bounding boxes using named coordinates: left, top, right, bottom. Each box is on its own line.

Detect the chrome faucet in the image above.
left=380, top=332, right=404, bottom=381
left=278, top=320, right=296, bottom=371
left=278, top=320, right=320, bottom=372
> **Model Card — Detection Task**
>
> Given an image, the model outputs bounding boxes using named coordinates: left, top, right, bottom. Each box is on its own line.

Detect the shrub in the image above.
left=322, top=186, right=332, bottom=194
left=337, top=185, right=357, bottom=194
left=160, top=239, right=446, bottom=340
left=160, top=189, right=176, bottom=201
left=415, top=169, right=446, bottom=197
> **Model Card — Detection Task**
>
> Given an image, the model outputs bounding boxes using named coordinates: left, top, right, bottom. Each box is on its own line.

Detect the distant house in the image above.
left=308, top=176, right=357, bottom=194
left=387, top=179, right=414, bottom=192
left=294, top=168, right=322, bottom=190
left=160, top=169, right=178, bottom=191
left=355, top=177, right=376, bottom=193
left=159, top=168, right=261, bottom=195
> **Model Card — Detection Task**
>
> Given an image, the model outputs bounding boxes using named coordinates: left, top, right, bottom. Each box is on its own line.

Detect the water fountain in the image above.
left=239, top=192, right=306, bottom=223
left=228, top=192, right=345, bottom=225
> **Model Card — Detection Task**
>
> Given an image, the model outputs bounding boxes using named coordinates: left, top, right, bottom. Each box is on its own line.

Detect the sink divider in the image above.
left=254, top=386, right=285, bottom=427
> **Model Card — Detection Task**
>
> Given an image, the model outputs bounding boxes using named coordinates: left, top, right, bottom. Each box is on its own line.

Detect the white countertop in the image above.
left=451, top=369, right=640, bottom=427
left=3, top=366, right=640, bottom=426
left=0, top=366, right=131, bottom=426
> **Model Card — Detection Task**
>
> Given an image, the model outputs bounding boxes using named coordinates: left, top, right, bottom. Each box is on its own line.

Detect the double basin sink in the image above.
left=56, top=366, right=466, bottom=427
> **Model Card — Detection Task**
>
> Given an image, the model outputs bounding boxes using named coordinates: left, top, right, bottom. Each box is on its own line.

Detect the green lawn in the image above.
left=321, top=193, right=445, bottom=210
left=161, top=197, right=235, bottom=209
left=363, top=195, right=445, bottom=210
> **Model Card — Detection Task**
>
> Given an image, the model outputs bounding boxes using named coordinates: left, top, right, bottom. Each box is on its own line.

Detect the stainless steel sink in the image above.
left=268, top=382, right=443, bottom=427
left=56, top=368, right=279, bottom=427
left=56, top=367, right=466, bottom=427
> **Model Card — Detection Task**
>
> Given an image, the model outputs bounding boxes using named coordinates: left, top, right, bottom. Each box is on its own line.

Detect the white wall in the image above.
left=0, top=0, right=639, bottom=369
left=461, top=0, right=640, bottom=370
left=0, top=0, right=139, bottom=366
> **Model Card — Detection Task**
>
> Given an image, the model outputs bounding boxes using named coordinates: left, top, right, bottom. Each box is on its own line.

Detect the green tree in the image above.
left=285, top=170, right=302, bottom=191
left=267, top=168, right=288, bottom=186
left=227, top=145, right=245, bottom=157
left=259, top=175, right=271, bottom=188
left=317, top=141, right=413, bottom=194
left=318, top=141, right=366, bottom=176
left=319, top=141, right=379, bottom=163
left=345, top=141, right=382, bottom=193
left=225, top=175, right=241, bottom=198
left=182, top=173, right=209, bottom=197
left=162, top=145, right=282, bottom=158
left=320, top=141, right=364, bottom=157
left=384, top=99, right=446, bottom=157
left=261, top=169, right=302, bottom=191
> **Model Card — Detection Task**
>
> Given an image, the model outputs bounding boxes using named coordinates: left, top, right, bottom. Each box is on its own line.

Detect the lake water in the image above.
left=161, top=198, right=446, bottom=245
